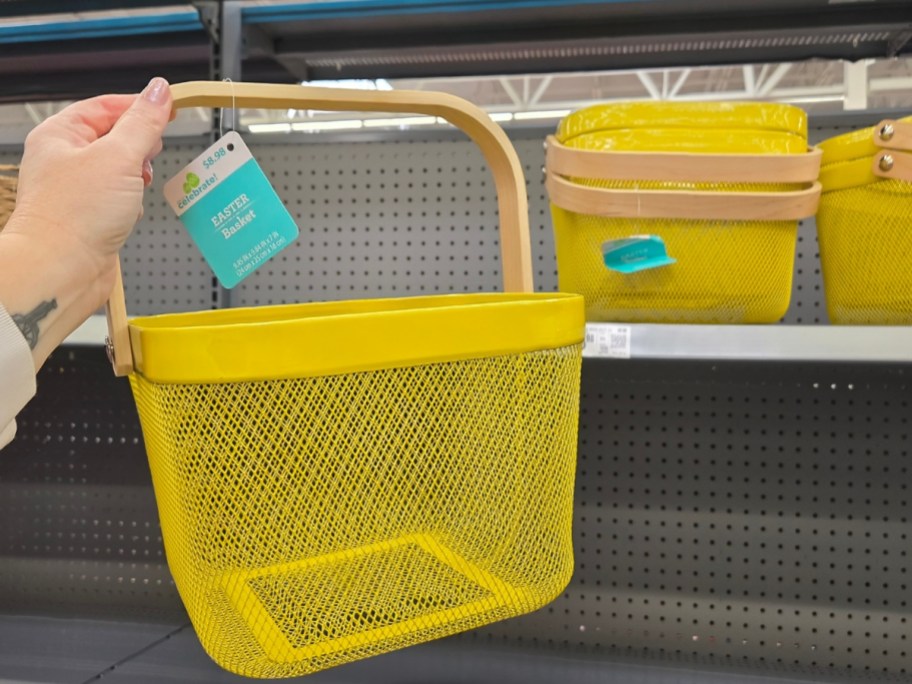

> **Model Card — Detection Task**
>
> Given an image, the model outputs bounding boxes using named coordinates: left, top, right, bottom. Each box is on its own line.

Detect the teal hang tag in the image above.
left=602, top=235, right=676, bottom=274
left=163, top=131, right=299, bottom=289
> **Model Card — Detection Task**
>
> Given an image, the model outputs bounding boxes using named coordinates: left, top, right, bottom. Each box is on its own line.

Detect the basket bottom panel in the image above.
left=221, top=533, right=526, bottom=665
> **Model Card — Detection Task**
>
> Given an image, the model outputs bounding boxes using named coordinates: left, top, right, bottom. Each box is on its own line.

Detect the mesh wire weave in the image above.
left=552, top=204, right=799, bottom=323
left=130, top=344, right=581, bottom=678
left=817, top=179, right=912, bottom=324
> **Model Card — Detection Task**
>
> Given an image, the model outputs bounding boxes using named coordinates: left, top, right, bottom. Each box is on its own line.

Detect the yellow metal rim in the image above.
left=556, top=101, right=808, bottom=144
left=129, top=293, right=585, bottom=384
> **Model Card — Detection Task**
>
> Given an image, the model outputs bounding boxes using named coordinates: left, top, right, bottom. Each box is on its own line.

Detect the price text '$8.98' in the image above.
left=202, top=147, right=227, bottom=170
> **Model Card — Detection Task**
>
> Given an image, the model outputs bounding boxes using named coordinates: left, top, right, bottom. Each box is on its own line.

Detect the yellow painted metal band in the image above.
left=818, top=156, right=880, bottom=193
left=556, top=102, right=808, bottom=144
left=129, top=293, right=585, bottom=384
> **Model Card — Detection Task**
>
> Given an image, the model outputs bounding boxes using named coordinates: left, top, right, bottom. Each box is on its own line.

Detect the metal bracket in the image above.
left=192, top=1, right=220, bottom=45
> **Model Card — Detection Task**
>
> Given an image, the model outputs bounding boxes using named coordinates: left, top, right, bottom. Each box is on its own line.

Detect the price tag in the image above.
left=164, top=131, right=299, bottom=288
left=583, top=324, right=631, bottom=359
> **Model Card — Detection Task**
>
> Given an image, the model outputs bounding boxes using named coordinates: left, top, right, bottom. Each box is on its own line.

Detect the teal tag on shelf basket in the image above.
left=602, top=235, right=676, bottom=274
left=164, top=131, right=299, bottom=289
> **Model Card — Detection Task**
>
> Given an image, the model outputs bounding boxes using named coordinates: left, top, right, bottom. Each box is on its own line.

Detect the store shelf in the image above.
left=249, top=0, right=912, bottom=79
left=0, top=615, right=828, bottom=684
left=0, top=8, right=202, bottom=43
left=62, top=314, right=109, bottom=346
left=69, top=316, right=912, bottom=364
left=583, top=322, right=912, bottom=363
left=0, top=0, right=911, bottom=101
left=0, top=616, right=183, bottom=684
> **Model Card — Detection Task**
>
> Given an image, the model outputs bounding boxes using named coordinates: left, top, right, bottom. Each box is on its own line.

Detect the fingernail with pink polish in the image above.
left=142, top=159, right=154, bottom=185
left=142, top=77, right=169, bottom=105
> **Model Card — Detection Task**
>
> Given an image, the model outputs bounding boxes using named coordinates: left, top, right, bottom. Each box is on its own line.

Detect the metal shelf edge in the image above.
left=583, top=323, right=912, bottom=362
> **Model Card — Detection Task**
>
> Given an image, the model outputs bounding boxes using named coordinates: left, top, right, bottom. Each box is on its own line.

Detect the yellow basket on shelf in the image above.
left=545, top=102, right=822, bottom=323
left=817, top=116, right=912, bottom=324
left=104, top=82, right=584, bottom=679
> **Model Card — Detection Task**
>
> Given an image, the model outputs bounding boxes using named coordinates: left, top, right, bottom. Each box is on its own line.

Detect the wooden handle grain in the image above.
left=545, top=136, right=822, bottom=184
left=546, top=171, right=822, bottom=221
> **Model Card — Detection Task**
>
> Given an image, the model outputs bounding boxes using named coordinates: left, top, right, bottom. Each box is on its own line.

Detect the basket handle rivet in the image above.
left=879, top=154, right=895, bottom=172
left=880, top=123, right=895, bottom=142
left=104, top=336, right=116, bottom=365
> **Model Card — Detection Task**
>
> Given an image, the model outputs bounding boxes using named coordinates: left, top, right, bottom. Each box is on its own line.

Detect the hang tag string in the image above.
left=220, top=78, right=237, bottom=138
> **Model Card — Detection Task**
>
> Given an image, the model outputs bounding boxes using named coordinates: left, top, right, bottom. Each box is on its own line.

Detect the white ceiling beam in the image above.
left=743, top=66, right=756, bottom=97
left=636, top=71, right=661, bottom=100
left=843, top=60, right=869, bottom=111
left=528, top=75, right=554, bottom=107
left=757, top=63, right=792, bottom=96
left=668, top=69, right=691, bottom=98
left=871, top=76, right=912, bottom=91
left=24, top=103, right=43, bottom=125
left=498, top=78, right=523, bottom=107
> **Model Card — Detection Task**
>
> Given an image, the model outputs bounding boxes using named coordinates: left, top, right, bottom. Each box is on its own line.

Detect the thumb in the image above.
left=107, top=77, right=172, bottom=161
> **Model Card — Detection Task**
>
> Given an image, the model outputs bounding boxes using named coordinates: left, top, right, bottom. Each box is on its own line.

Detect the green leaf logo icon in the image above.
left=183, top=172, right=200, bottom=194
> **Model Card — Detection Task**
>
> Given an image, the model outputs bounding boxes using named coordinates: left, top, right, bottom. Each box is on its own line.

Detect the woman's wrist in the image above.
left=0, top=219, right=112, bottom=370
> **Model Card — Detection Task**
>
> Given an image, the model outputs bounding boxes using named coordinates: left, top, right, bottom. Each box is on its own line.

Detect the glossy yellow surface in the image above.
left=129, top=293, right=583, bottom=384
left=550, top=102, right=808, bottom=323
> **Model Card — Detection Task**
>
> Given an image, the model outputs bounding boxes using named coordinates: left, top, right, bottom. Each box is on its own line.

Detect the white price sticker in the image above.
left=583, top=324, right=631, bottom=359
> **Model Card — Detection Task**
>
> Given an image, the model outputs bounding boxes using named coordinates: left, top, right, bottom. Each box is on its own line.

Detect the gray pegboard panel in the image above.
left=0, top=347, right=185, bottom=623
left=234, top=137, right=558, bottom=306
left=465, top=358, right=912, bottom=683
left=780, top=218, right=826, bottom=325
left=120, top=140, right=215, bottom=316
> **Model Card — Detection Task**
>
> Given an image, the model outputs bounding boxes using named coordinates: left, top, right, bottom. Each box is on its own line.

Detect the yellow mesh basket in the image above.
left=545, top=102, right=822, bottom=323
left=104, top=82, right=584, bottom=679
left=816, top=116, right=912, bottom=324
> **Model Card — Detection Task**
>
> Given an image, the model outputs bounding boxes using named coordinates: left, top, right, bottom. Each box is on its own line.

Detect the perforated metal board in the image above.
left=468, top=358, right=912, bottom=683
left=0, top=348, right=184, bottom=623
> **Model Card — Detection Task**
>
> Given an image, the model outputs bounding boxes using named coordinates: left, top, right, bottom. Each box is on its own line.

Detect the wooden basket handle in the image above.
left=546, top=171, right=821, bottom=221
left=105, top=81, right=532, bottom=376
left=545, top=136, right=822, bottom=184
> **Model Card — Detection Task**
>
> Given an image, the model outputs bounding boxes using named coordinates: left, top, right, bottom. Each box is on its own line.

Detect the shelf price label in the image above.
left=583, top=324, right=631, bottom=359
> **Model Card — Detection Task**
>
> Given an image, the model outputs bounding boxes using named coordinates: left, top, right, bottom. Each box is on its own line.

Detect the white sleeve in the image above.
left=0, top=302, right=36, bottom=449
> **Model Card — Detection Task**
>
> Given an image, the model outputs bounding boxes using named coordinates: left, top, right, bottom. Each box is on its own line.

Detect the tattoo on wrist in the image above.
left=12, top=299, right=57, bottom=350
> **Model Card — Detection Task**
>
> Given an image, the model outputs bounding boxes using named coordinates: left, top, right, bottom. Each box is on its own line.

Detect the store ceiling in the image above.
left=0, top=1, right=908, bottom=141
